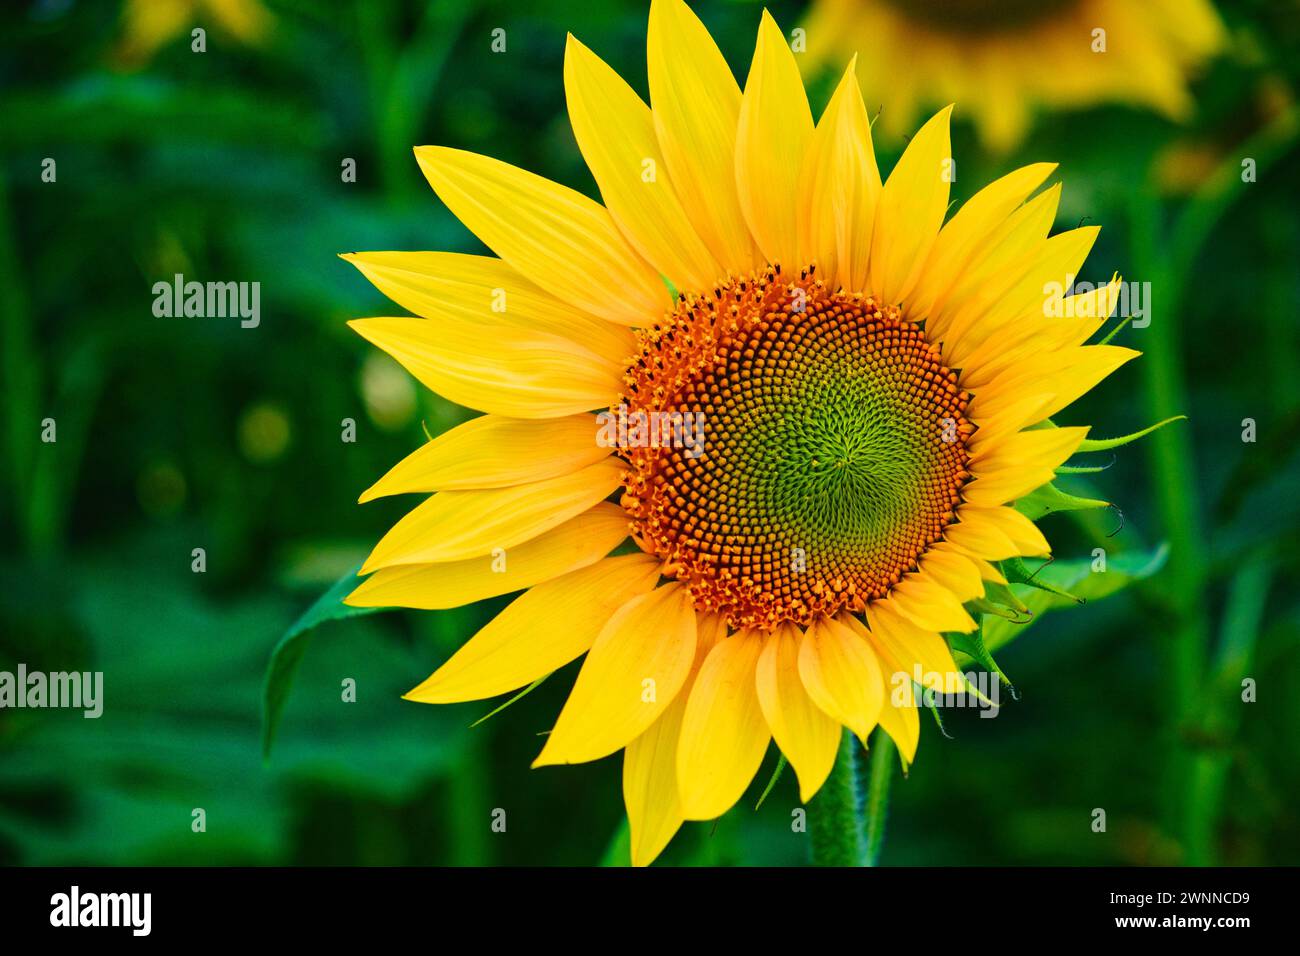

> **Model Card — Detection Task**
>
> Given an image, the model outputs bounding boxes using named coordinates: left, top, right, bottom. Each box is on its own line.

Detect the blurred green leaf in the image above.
left=261, top=563, right=384, bottom=760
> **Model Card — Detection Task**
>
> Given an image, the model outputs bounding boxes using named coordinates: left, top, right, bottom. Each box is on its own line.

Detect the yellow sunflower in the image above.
left=114, top=0, right=273, bottom=68
left=802, top=0, right=1225, bottom=151
left=342, top=0, right=1136, bottom=866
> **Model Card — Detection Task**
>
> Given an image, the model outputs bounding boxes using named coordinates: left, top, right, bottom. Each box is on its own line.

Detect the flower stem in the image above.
left=808, top=730, right=864, bottom=866
left=862, top=735, right=896, bottom=866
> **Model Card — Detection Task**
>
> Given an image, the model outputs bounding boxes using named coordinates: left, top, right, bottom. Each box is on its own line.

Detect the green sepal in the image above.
left=755, top=754, right=789, bottom=809
left=982, top=543, right=1169, bottom=654
left=1003, top=557, right=1085, bottom=603
left=965, top=597, right=1022, bottom=621
left=471, top=674, right=550, bottom=727
left=947, top=624, right=1015, bottom=695
left=1075, top=415, right=1185, bottom=452
left=1015, top=481, right=1110, bottom=520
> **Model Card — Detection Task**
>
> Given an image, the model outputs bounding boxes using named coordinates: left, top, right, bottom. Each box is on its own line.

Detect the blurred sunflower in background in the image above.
left=113, top=0, right=273, bottom=68
left=802, top=0, right=1225, bottom=150
left=342, top=0, right=1136, bottom=866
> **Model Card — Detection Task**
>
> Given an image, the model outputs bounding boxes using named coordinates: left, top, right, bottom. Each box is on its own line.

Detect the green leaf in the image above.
left=755, top=754, right=789, bottom=809
left=1015, top=482, right=1110, bottom=520
left=1075, top=415, right=1185, bottom=452
left=980, top=544, right=1169, bottom=654
left=261, top=564, right=386, bottom=760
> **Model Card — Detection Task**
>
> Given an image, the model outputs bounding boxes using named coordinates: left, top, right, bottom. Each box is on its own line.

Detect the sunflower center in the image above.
left=619, top=267, right=971, bottom=630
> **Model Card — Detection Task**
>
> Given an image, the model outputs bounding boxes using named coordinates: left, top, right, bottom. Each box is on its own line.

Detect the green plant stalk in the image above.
left=808, top=729, right=864, bottom=866
left=0, top=174, right=43, bottom=553
left=862, top=734, right=896, bottom=866
left=1185, top=557, right=1271, bottom=864
left=1132, top=107, right=1299, bottom=861
left=1129, top=203, right=1210, bottom=854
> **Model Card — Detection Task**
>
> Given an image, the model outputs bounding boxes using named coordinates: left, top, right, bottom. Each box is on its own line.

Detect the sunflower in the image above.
left=114, top=0, right=273, bottom=68
left=342, top=0, right=1137, bottom=866
left=801, top=0, right=1225, bottom=151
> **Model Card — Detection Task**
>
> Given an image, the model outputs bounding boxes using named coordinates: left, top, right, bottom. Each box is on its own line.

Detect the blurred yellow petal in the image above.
left=405, top=553, right=660, bottom=703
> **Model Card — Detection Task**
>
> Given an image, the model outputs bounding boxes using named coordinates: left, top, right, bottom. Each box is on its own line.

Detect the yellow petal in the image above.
left=564, top=34, right=720, bottom=289
left=908, top=162, right=1057, bottom=319
left=926, top=183, right=1060, bottom=341
left=836, top=614, right=919, bottom=766
left=623, top=689, right=688, bottom=867
left=797, top=58, right=880, bottom=290
left=944, top=226, right=1101, bottom=366
left=647, top=0, right=759, bottom=273
left=943, top=512, right=1020, bottom=561
left=798, top=616, right=884, bottom=742
left=360, top=459, right=623, bottom=572
left=346, top=503, right=630, bottom=610
left=676, top=629, right=770, bottom=820
left=969, top=424, right=1089, bottom=474
left=359, top=414, right=608, bottom=501
left=755, top=622, right=841, bottom=801
left=621, top=610, right=726, bottom=866
left=868, top=105, right=952, bottom=306
left=534, top=583, right=697, bottom=766
left=414, top=146, right=666, bottom=326
left=341, top=251, right=635, bottom=365
left=887, top=574, right=977, bottom=633
left=971, top=346, right=1139, bottom=422
left=405, top=553, right=661, bottom=703
left=956, top=506, right=1051, bottom=558
left=735, top=10, right=813, bottom=268
left=916, top=547, right=985, bottom=602
left=349, top=316, right=621, bottom=419
left=864, top=602, right=963, bottom=695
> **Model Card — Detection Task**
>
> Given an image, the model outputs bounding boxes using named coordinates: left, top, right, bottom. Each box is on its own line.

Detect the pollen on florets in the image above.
left=618, top=265, right=972, bottom=630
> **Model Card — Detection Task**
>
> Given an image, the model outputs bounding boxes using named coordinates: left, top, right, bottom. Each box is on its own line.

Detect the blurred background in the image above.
left=1, top=0, right=1297, bottom=866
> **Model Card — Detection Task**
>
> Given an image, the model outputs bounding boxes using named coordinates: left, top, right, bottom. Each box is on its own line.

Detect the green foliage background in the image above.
left=1, top=0, right=1297, bottom=866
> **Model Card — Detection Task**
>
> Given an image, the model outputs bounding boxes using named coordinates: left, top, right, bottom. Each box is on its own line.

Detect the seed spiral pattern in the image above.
left=620, top=266, right=972, bottom=630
